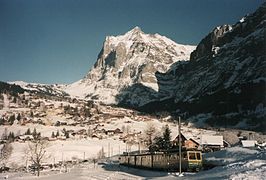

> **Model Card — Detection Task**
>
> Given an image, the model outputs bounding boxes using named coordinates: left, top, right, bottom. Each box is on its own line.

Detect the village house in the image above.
left=91, top=134, right=102, bottom=139
left=184, top=138, right=200, bottom=150
left=120, top=132, right=141, bottom=143
left=57, top=136, right=67, bottom=141
left=201, top=135, right=224, bottom=152
left=105, top=128, right=123, bottom=136
left=16, top=135, right=34, bottom=142
left=172, top=133, right=187, bottom=147
left=46, top=104, right=54, bottom=109
left=48, top=137, right=57, bottom=141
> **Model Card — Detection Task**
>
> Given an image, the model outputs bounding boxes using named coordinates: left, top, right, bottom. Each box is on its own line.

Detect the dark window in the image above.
left=196, top=153, right=201, bottom=160
left=189, top=152, right=196, bottom=160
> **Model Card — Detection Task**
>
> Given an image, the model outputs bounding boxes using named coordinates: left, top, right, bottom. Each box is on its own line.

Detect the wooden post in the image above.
left=178, top=116, right=182, bottom=175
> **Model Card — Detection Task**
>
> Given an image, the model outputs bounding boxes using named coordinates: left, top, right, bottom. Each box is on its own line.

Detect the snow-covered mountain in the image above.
left=142, top=3, right=266, bottom=131
left=8, top=81, right=68, bottom=97
left=3, top=3, right=265, bottom=132
left=65, top=27, right=196, bottom=106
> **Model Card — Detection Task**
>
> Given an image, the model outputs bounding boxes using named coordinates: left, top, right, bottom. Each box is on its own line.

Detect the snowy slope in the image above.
left=65, top=27, right=196, bottom=106
left=9, top=81, right=69, bottom=97
left=141, top=3, right=266, bottom=131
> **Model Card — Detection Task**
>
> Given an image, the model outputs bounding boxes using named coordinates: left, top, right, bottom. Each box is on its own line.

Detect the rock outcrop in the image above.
left=66, top=27, right=196, bottom=106
left=141, top=3, right=266, bottom=131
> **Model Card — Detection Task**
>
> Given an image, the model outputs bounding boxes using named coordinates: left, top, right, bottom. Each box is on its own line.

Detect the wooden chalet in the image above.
left=184, top=138, right=200, bottom=150
left=172, top=133, right=187, bottom=147
left=172, top=133, right=200, bottom=150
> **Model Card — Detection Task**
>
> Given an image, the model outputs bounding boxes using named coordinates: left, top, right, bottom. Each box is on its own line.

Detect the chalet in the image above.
left=46, top=104, right=54, bottom=109
left=121, top=132, right=141, bottom=142
left=76, top=129, right=87, bottom=135
left=67, top=129, right=75, bottom=134
left=48, top=137, right=57, bottom=141
left=20, top=118, right=31, bottom=125
left=94, top=128, right=106, bottom=134
left=0, top=140, right=7, bottom=144
left=105, top=128, right=123, bottom=135
left=57, top=136, right=66, bottom=140
left=184, top=138, right=200, bottom=150
left=17, top=135, right=34, bottom=142
left=91, top=134, right=102, bottom=139
left=60, top=122, right=67, bottom=126
left=114, top=128, right=122, bottom=134
left=172, top=133, right=187, bottom=147
left=201, top=135, right=223, bottom=152
left=54, top=121, right=67, bottom=126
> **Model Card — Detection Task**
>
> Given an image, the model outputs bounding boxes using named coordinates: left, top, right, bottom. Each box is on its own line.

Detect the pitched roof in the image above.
left=188, top=138, right=200, bottom=145
left=201, top=135, right=223, bottom=146
left=241, top=140, right=257, bottom=147
left=173, top=133, right=187, bottom=142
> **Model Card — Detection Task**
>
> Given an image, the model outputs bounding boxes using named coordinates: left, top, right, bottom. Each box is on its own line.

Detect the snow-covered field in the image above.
left=1, top=147, right=265, bottom=180
left=1, top=93, right=265, bottom=179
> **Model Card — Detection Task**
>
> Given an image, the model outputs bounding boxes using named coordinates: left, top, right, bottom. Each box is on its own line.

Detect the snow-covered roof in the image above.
left=18, top=135, right=34, bottom=140
left=201, top=135, right=223, bottom=146
left=241, top=140, right=257, bottom=147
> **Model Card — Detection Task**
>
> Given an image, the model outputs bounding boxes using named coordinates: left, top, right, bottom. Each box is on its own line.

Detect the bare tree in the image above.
left=1, top=128, right=8, bottom=140
left=0, top=143, right=13, bottom=168
left=126, top=125, right=131, bottom=134
left=97, top=146, right=105, bottom=159
left=26, top=139, right=49, bottom=176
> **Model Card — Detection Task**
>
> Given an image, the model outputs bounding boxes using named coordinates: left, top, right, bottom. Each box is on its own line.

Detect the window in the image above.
left=196, top=153, right=201, bottom=160
left=189, top=152, right=196, bottom=160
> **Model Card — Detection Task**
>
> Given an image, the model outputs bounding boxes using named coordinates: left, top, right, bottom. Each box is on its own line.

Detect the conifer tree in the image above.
left=17, top=113, right=21, bottom=121
left=56, top=130, right=60, bottom=137
left=25, top=128, right=31, bottom=135
left=51, top=132, right=55, bottom=138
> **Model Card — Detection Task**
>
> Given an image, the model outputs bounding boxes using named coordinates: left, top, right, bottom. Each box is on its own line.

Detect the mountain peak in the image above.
left=124, top=26, right=144, bottom=40
left=66, top=27, right=196, bottom=105
left=128, top=26, right=143, bottom=34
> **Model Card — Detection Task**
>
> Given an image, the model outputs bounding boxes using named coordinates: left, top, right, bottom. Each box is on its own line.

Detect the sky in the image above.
left=0, top=0, right=264, bottom=84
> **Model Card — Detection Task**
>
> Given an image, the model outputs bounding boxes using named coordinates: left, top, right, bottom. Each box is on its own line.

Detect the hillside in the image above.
left=140, top=3, right=266, bottom=132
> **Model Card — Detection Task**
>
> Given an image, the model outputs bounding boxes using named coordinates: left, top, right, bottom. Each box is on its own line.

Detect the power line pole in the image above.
left=178, top=116, right=182, bottom=175
left=108, top=142, right=110, bottom=158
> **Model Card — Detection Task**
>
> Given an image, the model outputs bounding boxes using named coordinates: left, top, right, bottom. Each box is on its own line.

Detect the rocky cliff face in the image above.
left=65, top=3, right=265, bottom=131
left=66, top=27, right=195, bottom=106
left=141, top=3, right=266, bottom=131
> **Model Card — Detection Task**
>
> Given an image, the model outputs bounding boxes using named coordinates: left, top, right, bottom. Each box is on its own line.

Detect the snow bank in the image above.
left=204, top=147, right=259, bottom=166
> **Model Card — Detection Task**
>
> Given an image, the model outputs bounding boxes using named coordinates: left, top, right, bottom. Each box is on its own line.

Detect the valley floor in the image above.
left=1, top=147, right=265, bottom=180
